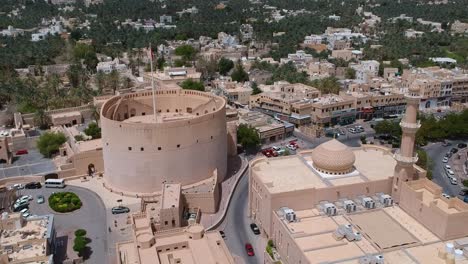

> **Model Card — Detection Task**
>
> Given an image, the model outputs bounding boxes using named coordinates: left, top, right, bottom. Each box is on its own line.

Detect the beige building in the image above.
left=212, top=78, right=253, bottom=105
left=116, top=183, right=234, bottom=264
left=100, top=89, right=227, bottom=198
left=249, top=84, right=468, bottom=264
left=310, top=94, right=356, bottom=126
left=249, top=81, right=320, bottom=115
left=0, top=213, right=55, bottom=264
left=143, top=67, right=201, bottom=87
left=306, top=60, right=335, bottom=79
left=238, top=109, right=293, bottom=143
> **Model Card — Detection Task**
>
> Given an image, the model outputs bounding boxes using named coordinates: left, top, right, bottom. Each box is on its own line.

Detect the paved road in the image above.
left=18, top=186, right=107, bottom=264
left=424, top=141, right=464, bottom=197
left=221, top=169, right=264, bottom=264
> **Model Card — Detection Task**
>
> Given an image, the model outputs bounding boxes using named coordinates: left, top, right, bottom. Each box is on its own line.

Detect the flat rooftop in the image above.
left=252, top=146, right=395, bottom=193
left=277, top=206, right=450, bottom=264
left=162, top=184, right=180, bottom=209
left=348, top=210, right=419, bottom=251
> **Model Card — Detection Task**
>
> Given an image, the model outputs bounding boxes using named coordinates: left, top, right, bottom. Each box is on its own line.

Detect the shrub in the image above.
left=75, top=229, right=87, bottom=237
left=463, top=180, right=468, bottom=187
left=48, top=192, right=82, bottom=213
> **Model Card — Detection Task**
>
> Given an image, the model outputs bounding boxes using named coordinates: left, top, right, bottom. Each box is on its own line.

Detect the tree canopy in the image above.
left=180, top=79, right=205, bottom=91
left=84, top=122, right=101, bottom=139
left=218, top=57, right=234, bottom=75
left=231, top=63, right=249, bottom=82
left=237, top=123, right=260, bottom=151
left=37, top=132, right=67, bottom=158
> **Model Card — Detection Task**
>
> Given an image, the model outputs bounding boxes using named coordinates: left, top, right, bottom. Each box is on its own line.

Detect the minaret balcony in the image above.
left=394, top=150, right=418, bottom=165
left=400, top=120, right=421, bottom=133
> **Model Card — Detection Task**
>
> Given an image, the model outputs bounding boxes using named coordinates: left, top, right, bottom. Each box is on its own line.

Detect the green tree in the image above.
left=73, top=44, right=98, bottom=71
left=180, top=79, right=205, bottom=91
left=36, top=132, right=67, bottom=158
left=174, top=45, right=197, bottom=62
left=237, top=124, right=260, bottom=151
left=218, top=58, right=234, bottom=75
left=416, top=149, right=433, bottom=180
left=84, top=122, right=101, bottom=139
left=231, top=63, right=249, bottom=82
left=251, top=82, right=262, bottom=95
left=345, top=67, right=356, bottom=79
left=310, top=77, right=341, bottom=94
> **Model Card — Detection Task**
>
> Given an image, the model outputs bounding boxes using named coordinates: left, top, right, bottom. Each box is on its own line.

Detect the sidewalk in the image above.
left=67, top=177, right=141, bottom=210
left=200, top=156, right=248, bottom=229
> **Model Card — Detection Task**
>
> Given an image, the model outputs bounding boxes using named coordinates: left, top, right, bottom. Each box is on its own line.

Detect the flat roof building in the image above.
left=0, top=213, right=55, bottom=264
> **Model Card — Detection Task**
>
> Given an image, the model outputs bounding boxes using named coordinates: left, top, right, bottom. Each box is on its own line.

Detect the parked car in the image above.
left=450, top=148, right=459, bottom=154
left=450, top=177, right=458, bottom=185
left=442, top=141, right=451, bottom=147
left=13, top=202, right=28, bottom=212
left=111, top=206, right=130, bottom=214
left=458, top=143, right=467, bottom=149
left=442, top=193, right=451, bottom=199
left=15, top=149, right=28, bottom=155
left=36, top=195, right=44, bottom=204
left=442, top=157, right=449, bottom=163
left=20, top=208, right=30, bottom=218
left=445, top=165, right=452, bottom=171
left=25, top=182, right=42, bottom=189
left=16, top=195, right=33, bottom=204
left=13, top=183, right=24, bottom=190
left=262, top=149, right=273, bottom=157
left=272, top=146, right=281, bottom=152
left=459, top=189, right=468, bottom=196
left=446, top=170, right=455, bottom=178
left=250, top=223, right=260, bottom=235
left=219, top=231, right=226, bottom=239
left=286, top=144, right=296, bottom=151
left=245, top=243, right=255, bottom=256
left=276, top=149, right=286, bottom=155
left=348, top=128, right=356, bottom=133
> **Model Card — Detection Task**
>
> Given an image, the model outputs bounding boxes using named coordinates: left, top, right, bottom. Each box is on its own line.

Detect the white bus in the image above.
left=44, top=179, right=65, bottom=188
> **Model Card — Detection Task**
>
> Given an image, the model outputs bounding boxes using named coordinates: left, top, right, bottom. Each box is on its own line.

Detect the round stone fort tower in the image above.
left=100, top=89, right=227, bottom=194
left=392, top=85, right=421, bottom=202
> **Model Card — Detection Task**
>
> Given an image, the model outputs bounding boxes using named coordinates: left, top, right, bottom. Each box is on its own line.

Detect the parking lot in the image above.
left=0, top=149, right=56, bottom=179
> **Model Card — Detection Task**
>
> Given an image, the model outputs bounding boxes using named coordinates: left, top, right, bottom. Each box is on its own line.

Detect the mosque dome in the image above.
left=312, top=139, right=356, bottom=174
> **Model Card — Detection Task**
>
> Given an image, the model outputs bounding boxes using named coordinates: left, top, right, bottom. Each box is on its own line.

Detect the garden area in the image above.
left=48, top=192, right=82, bottom=213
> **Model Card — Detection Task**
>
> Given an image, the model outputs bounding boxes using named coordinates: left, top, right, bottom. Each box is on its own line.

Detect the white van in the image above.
left=44, top=179, right=65, bottom=188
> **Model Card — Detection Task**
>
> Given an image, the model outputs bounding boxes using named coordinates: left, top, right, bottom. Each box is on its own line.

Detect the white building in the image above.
left=304, top=34, right=323, bottom=45
left=96, top=58, right=128, bottom=73
left=351, top=60, right=380, bottom=83
left=0, top=26, right=24, bottom=37
left=31, top=22, right=64, bottom=42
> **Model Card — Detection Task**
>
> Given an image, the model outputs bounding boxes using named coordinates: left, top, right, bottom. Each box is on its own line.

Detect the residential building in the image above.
left=0, top=213, right=55, bottom=264
left=280, top=50, right=314, bottom=68
left=143, top=67, right=202, bottom=87
left=248, top=69, right=273, bottom=85
left=330, top=49, right=363, bottom=61
left=451, top=20, right=468, bottom=34
left=249, top=81, right=321, bottom=116
left=240, top=24, right=253, bottom=42
left=310, top=94, right=356, bottom=126
left=306, top=60, right=336, bottom=79
left=96, top=58, right=128, bottom=73
left=350, top=60, right=380, bottom=83
left=405, top=29, right=424, bottom=38
left=417, top=18, right=443, bottom=32
left=212, top=77, right=253, bottom=105
left=0, top=26, right=24, bottom=37
left=238, top=109, right=293, bottom=143
left=31, top=21, right=64, bottom=42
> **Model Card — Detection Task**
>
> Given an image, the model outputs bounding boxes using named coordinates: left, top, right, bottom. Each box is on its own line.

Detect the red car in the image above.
left=245, top=243, right=255, bottom=256
left=15, top=149, right=28, bottom=155
left=289, top=140, right=299, bottom=148
left=261, top=149, right=273, bottom=157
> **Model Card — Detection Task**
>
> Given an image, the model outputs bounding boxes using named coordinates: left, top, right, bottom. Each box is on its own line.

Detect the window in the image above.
left=158, top=147, right=162, bottom=150
left=177, top=144, right=180, bottom=148
left=141, top=147, right=144, bottom=151
left=128, top=147, right=132, bottom=151
left=164, top=221, right=168, bottom=225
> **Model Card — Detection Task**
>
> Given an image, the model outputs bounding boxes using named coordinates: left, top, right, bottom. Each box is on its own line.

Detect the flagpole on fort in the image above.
left=149, top=43, right=157, bottom=122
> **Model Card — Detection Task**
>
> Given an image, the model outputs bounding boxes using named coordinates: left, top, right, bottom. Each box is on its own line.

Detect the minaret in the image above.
left=392, top=85, right=421, bottom=203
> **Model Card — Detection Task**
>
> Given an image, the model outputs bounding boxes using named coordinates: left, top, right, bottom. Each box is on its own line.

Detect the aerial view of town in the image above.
left=0, top=0, right=467, bottom=263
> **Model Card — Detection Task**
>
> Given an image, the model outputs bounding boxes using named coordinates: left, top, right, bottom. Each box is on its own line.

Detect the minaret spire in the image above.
left=392, top=84, right=421, bottom=203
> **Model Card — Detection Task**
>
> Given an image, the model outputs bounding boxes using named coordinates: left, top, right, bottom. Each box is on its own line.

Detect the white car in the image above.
left=286, top=144, right=296, bottom=150
left=16, top=195, right=32, bottom=204
left=442, top=157, right=449, bottom=163
left=272, top=146, right=281, bottom=151
left=450, top=177, right=458, bottom=185
left=446, top=169, right=455, bottom=178
left=442, top=193, right=451, bottom=199
left=445, top=165, right=452, bottom=171
left=13, top=183, right=24, bottom=190
left=20, top=208, right=30, bottom=218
